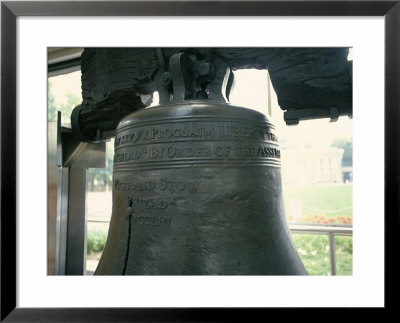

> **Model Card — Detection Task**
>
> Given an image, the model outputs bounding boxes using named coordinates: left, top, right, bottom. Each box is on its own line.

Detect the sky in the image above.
left=49, top=71, right=82, bottom=105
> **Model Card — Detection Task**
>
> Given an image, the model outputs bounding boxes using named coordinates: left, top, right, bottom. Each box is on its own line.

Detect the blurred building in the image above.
left=281, top=147, right=344, bottom=185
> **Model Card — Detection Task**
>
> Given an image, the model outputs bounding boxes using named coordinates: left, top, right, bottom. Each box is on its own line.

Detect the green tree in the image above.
left=60, top=91, right=81, bottom=124
left=332, top=139, right=352, bottom=167
left=48, top=81, right=58, bottom=122
left=48, top=80, right=81, bottom=124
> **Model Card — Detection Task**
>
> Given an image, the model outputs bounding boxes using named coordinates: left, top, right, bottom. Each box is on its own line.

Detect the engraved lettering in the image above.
left=114, top=147, right=148, bottom=162
left=159, top=199, right=169, bottom=209
left=257, top=146, right=280, bottom=158
left=204, top=127, right=213, bottom=137
left=131, top=215, right=172, bottom=227
left=150, top=147, right=164, bottom=159
left=136, top=129, right=143, bottom=142
left=186, top=147, right=194, bottom=157
left=165, top=146, right=212, bottom=158
left=146, top=199, right=155, bottom=209
left=128, top=196, right=176, bottom=209
left=218, top=125, right=278, bottom=142
left=115, top=180, right=156, bottom=192
left=152, top=128, right=158, bottom=138
left=114, top=122, right=280, bottom=166
left=189, top=181, right=200, bottom=192
left=159, top=179, right=168, bottom=190
left=152, top=216, right=160, bottom=226
left=159, top=179, right=200, bottom=191
left=215, top=146, right=223, bottom=156
left=178, top=147, right=185, bottom=157
left=176, top=181, right=185, bottom=190
left=167, top=146, right=176, bottom=157
left=116, top=125, right=216, bottom=147
left=173, top=128, right=181, bottom=137
left=163, top=129, right=172, bottom=138
left=164, top=217, right=172, bottom=227
left=144, top=129, right=153, bottom=140
left=115, top=124, right=277, bottom=150
left=215, top=146, right=231, bottom=156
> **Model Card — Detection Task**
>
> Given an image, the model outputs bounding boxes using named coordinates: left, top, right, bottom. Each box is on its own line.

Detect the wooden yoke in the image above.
left=71, top=48, right=352, bottom=142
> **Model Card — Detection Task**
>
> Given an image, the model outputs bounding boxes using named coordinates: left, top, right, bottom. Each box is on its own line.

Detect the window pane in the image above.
left=48, top=70, right=82, bottom=126
left=86, top=139, right=114, bottom=275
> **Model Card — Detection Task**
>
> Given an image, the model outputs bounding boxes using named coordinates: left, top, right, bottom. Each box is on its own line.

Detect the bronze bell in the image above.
left=95, top=100, right=307, bottom=275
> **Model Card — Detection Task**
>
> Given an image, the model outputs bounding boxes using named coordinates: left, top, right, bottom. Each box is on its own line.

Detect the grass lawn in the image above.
left=283, top=184, right=353, bottom=220
left=283, top=184, right=353, bottom=275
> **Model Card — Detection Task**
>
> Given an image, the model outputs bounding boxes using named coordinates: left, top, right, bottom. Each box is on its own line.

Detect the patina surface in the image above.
left=95, top=101, right=307, bottom=275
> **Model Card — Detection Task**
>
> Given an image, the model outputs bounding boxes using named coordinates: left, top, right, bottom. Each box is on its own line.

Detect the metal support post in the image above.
left=48, top=112, right=106, bottom=275
left=329, top=232, right=337, bottom=276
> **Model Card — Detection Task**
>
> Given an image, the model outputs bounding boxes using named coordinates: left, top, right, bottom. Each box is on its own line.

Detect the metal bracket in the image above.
left=156, top=51, right=234, bottom=104
left=284, top=107, right=348, bottom=125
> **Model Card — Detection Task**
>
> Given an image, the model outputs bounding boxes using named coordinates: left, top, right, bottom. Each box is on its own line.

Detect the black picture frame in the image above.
left=1, top=0, right=399, bottom=321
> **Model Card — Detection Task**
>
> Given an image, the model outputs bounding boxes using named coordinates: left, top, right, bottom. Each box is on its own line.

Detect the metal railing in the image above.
left=289, top=223, right=353, bottom=275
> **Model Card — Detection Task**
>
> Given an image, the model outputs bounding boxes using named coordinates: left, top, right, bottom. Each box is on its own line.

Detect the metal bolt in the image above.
left=198, top=62, right=212, bottom=76
left=160, top=72, right=171, bottom=85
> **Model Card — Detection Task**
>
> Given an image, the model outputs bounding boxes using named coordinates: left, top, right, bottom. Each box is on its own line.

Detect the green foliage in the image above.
left=332, top=138, right=352, bottom=167
left=87, top=230, right=108, bottom=254
left=60, top=90, right=81, bottom=123
left=292, top=234, right=352, bottom=275
left=48, top=80, right=81, bottom=124
left=335, top=236, right=353, bottom=275
left=292, top=234, right=331, bottom=275
left=284, top=185, right=353, bottom=275
left=48, top=81, right=58, bottom=122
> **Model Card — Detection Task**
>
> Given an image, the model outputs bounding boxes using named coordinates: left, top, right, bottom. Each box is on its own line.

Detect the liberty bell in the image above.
left=92, top=52, right=307, bottom=275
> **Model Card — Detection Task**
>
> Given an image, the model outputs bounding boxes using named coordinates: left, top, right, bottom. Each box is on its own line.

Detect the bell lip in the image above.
left=117, top=100, right=273, bottom=131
